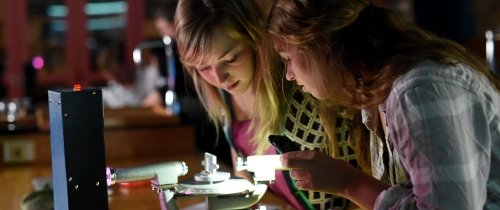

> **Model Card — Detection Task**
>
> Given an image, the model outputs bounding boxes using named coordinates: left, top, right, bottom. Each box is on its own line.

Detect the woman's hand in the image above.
left=280, top=150, right=359, bottom=195
left=281, top=150, right=389, bottom=209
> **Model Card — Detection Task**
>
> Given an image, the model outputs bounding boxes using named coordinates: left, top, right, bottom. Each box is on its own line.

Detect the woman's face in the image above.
left=193, top=28, right=255, bottom=95
left=276, top=42, right=325, bottom=99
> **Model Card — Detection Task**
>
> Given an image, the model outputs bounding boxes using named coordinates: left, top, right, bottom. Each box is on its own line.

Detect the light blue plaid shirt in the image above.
left=372, top=60, right=500, bottom=209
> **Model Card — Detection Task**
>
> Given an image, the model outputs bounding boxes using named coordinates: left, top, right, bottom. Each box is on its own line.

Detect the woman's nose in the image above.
left=285, top=66, right=295, bottom=81
left=214, top=66, right=228, bottom=83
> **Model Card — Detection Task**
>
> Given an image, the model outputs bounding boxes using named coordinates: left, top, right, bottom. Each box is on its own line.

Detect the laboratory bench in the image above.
left=0, top=106, right=288, bottom=210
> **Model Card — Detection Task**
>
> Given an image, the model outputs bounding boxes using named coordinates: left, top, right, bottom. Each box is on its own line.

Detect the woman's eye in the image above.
left=196, top=66, right=210, bottom=72
left=225, top=54, right=238, bottom=63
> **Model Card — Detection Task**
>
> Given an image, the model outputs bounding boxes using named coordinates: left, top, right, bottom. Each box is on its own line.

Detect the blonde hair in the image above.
left=175, top=0, right=284, bottom=154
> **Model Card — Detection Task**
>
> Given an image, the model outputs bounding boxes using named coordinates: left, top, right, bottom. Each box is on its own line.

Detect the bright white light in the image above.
left=485, top=30, right=494, bottom=69
left=7, top=102, right=17, bottom=111
left=165, top=90, right=174, bottom=106
left=7, top=114, right=15, bottom=123
left=246, top=155, right=283, bottom=170
left=240, top=155, right=283, bottom=182
left=163, top=36, right=172, bottom=45
left=133, top=49, right=142, bottom=64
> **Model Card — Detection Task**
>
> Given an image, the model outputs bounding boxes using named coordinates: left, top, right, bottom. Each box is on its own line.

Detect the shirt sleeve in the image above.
left=375, top=80, right=492, bottom=209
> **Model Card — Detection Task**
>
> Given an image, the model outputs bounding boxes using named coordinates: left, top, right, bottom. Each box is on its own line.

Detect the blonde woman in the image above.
left=175, top=0, right=366, bottom=209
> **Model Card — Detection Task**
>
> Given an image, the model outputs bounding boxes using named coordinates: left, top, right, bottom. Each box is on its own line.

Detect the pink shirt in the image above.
left=232, top=120, right=302, bottom=210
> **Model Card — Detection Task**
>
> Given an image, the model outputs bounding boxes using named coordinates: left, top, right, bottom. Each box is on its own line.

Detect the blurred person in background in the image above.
left=100, top=44, right=160, bottom=108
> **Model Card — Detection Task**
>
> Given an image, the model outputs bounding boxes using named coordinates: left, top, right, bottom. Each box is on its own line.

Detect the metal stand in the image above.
left=206, top=184, right=268, bottom=210
left=107, top=161, right=188, bottom=210
left=108, top=153, right=281, bottom=210
left=151, top=181, right=178, bottom=210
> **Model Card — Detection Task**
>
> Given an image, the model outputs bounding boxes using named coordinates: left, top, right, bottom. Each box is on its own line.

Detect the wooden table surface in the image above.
left=0, top=155, right=198, bottom=210
left=0, top=154, right=288, bottom=210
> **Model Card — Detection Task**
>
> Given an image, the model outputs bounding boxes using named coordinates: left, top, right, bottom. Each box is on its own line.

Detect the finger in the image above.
left=280, top=151, right=314, bottom=169
left=280, top=152, right=294, bottom=168
left=283, top=150, right=315, bottom=158
left=289, top=169, right=310, bottom=180
left=295, top=180, right=312, bottom=190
